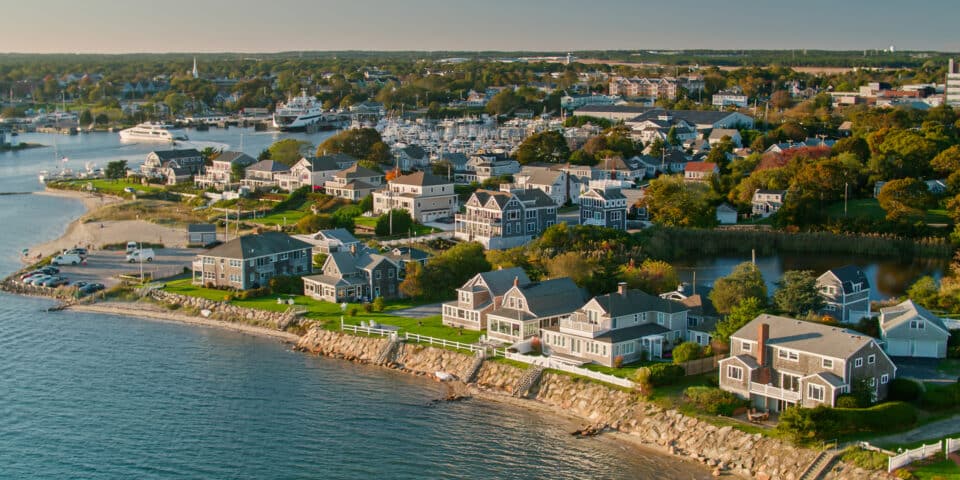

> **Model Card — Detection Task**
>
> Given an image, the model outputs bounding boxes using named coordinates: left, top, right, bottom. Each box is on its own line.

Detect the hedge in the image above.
left=777, top=402, right=917, bottom=442
left=683, top=386, right=748, bottom=416
left=645, top=363, right=685, bottom=386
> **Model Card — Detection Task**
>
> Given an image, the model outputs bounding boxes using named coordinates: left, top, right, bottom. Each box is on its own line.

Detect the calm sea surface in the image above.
left=0, top=129, right=711, bottom=479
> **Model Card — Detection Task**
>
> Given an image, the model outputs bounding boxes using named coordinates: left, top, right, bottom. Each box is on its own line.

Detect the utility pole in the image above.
left=844, top=182, right=849, bottom=217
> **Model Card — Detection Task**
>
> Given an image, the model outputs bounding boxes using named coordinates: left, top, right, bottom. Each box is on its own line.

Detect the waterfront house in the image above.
left=241, top=160, right=290, bottom=190
left=880, top=300, right=949, bottom=358
left=718, top=315, right=896, bottom=412
left=542, top=284, right=689, bottom=366
left=372, top=171, right=457, bottom=222
left=442, top=267, right=532, bottom=331
left=751, top=189, right=786, bottom=218
left=141, top=148, right=204, bottom=182
left=194, top=151, right=256, bottom=190
left=302, top=250, right=401, bottom=302
left=275, top=154, right=357, bottom=192
left=191, top=232, right=313, bottom=290
left=509, top=167, right=569, bottom=206
left=187, top=224, right=217, bottom=246
left=578, top=186, right=628, bottom=230
left=712, top=87, right=749, bottom=108
left=323, top=164, right=384, bottom=201
left=485, top=277, right=587, bottom=344
left=393, top=145, right=429, bottom=170
left=295, top=228, right=362, bottom=255
left=661, top=283, right=718, bottom=347
left=454, top=189, right=557, bottom=250
left=816, top=265, right=871, bottom=323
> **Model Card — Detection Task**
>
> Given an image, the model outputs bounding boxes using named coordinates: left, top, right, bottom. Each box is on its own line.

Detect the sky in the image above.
left=3, top=0, right=959, bottom=53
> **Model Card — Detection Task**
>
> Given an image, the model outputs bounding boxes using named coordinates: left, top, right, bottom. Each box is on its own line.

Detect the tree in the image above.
left=641, top=175, right=715, bottom=228
left=398, top=261, right=425, bottom=298
left=359, top=194, right=373, bottom=212
left=544, top=252, right=598, bottom=287
left=94, top=113, right=109, bottom=126
left=79, top=109, right=93, bottom=126
left=515, top=130, right=570, bottom=165
left=931, top=145, right=960, bottom=192
left=648, top=137, right=665, bottom=158
left=295, top=214, right=335, bottom=234
left=907, top=276, right=940, bottom=309
left=713, top=297, right=766, bottom=345
left=375, top=209, right=413, bottom=237
left=770, top=90, right=793, bottom=110
left=709, top=262, right=767, bottom=315
left=619, top=259, right=679, bottom=294
left=318, top=128, right=385, bottom=161
left=832, top=137, right=870, bottom=163
left=877, top=178, right=932, bottom=223
left=268, top=139, right=311, bottom=167
left=230, top=162, right=245, bottom=183
left=105, top=160, right=127, bottom=180
left=773, top=270, right=824, bottom=316
left=407, top=242, right=491, bottom=300
left=666, top=126, right=679, bottom=146
left=869, top=128, right=937, bottom=181
left=672, top=342, right=702, bottom=364
left=485, top=89, right=523, bottom=116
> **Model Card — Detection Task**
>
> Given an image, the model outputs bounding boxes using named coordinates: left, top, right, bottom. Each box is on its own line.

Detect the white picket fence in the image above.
left=503, top=351, right=635, bottom=389
left=888, top=441, right=942, bottom=472
left=340, top=323, right=396, bottom=337
left=403, top=332, right=485, bottom=353
left=947, top=437, right=960, bottom=456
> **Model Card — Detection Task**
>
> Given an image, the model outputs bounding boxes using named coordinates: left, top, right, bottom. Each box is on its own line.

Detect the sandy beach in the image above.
left=68, top=301, right=300, bottom=342
left=26, top=189, right=188, bottom=262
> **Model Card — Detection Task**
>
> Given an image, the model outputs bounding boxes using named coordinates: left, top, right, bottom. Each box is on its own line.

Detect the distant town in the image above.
left=4, top=49, right=960, bottom=478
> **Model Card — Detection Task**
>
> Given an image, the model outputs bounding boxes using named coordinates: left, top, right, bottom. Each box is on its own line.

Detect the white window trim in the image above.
left=807, top=384, right=825, bottom=402
left=822, top=358, right=833, bottom=369
left=854, top=358, right=863, bottom=368
left=867, top=354, right=875, bottom=365
left=727, top=365, right=743, bottom=381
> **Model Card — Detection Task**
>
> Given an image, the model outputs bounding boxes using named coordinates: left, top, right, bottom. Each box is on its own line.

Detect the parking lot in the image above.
left=51, top=248, right=196, bottom=288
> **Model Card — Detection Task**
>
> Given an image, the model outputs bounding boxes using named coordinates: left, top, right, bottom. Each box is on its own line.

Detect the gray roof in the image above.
left=470, top=190, right=514, bottom=209
left=729, top=354, right=760, bottom=370
left=389, top=246, right=430, bottom=262
left=475, top=267, right=531, bottom=296
left=336, top=164, right=381, bottom=179
left=151, top=148, right=201, bottom=161
left=514, top=188, right=556, bottom=208
left=303, top=273, right=366, bottom=288
left=390, top=171, right=450, bottom=187
left=709, top=129, right=740, bottom=141
left=188, top=223, right=216, bottom=233
left=522, top=168, right=564, bottom=186
left=823, top=265, right=870, bottom=293
left=583, top=187, right=626, bottom=201
left=491, top=277, right=586, bottom=319
left=215, top=151, right=256, bottom=166
left=203, top=232, right=311, bottom=260
left=440, top=153, right=469, bottom=168
left=811, top=371, right=845, bottom=388
left=306, top=153, right=357, bottom=170
left=593, top=288, right=688, bottom=317
left=595, top=323, right=670, bottom=343
left=880, top=299, right=948, bottom=334
left=732, top=314, right=876, bottom=360
left=399, top=145, right=427, bottom=159
left=317, top=228, right=359, bottom=244
left=247, top=160, right=290, bottom=173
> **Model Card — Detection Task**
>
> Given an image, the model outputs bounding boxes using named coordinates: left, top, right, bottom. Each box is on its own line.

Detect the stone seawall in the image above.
left=149, top=290, right=302, bottom=331
left=296, top=327, right=889, bottom=480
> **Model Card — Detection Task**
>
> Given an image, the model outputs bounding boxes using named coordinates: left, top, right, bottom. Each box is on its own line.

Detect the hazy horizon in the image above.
left=3, top=0, right=959, bottom=54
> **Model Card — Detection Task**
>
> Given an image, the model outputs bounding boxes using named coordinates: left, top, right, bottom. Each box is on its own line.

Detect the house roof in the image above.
left=727, top=354, right=760, bottom=370
left=513, top=188, right=556, bottom=208
left=822, top=265, right=870, bottom=293
left=315, top=228, right=359, bottom=245
left=389, top=246, right=430, bottom=262
left=215, top=151, right=256, bottom=166
left=305, top=153, right=357, bottom=170
left=203, top=232, right=311, bottom=260
left=247, top=160, right=290, bottom=173
left=303, top=273, right=366, bottom=288
left=399, top=145, right=427, bottom=159
left=187, top=223, right=216, bottom=233
left=717, top=203, right=737, bottom=213
left=582, top=187, right=626, bottom=201
left=475, top=267, right=531, bottom=296
left=808, top=371, right=846, bottom=388
left=492, top=277, right=586, bottom=319
left=685, top=161, right=718, bottom=173
left=592, top=288, right=688, bottom=317
left=523, top=168, right=565, bottom=186
left=151, top=148, right=201, bottom=161
left=755, top=189, right=786, bottom=196
left=880, top=299, right=949, bottom=335
left=470, top=189, right=514, bottom=209
left=594, top=323, right=671, bottom=343
left=709, top=129, right=740, bottom=141
left=336, top=164, right=381, bottom=179
left=390, top=171, right=450, bottom=187
left=732, top=314, right=877, bottom=360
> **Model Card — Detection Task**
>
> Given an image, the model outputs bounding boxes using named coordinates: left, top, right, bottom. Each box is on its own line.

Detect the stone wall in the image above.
left=293, top=326, right=893, bottom=479
left=149, top=290, right=301, bottom=330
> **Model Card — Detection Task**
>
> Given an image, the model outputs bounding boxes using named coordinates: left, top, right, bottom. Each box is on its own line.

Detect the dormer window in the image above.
left=852, top=283, right=862, bottom=293
left=910, top=320, right=925, bottom=330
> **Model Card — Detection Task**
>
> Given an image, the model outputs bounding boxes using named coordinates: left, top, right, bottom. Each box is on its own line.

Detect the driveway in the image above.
left=869, top=414, right=960, bottom=448
left=893, top=357, right=958, bottom=384
left=52, top=248, right=195, bottom=288
left=390, top=302, right=443, bottom=318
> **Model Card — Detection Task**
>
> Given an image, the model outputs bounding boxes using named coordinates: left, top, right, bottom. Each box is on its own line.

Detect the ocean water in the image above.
left=0, top=131, right=710, bottom=479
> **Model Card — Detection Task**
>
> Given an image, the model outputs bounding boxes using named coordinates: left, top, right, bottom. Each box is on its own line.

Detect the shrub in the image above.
left=613, top=355, right=624, bottom=368
left=683, top=386, right=748, bottom=416
left=529, top=336, right=542, bottom=355
left=645, top=363, right=685, bottom=386
left=776, top=402, right=917, bottom=442
left=269, top=275, right=304, bottom=295
left=887, top=378, right=922, bottom=403
left=672, top=342, right=703, bottom=364
left=836, top=395, right=861, bottom=408
left=921, top=383, right=960, bottom=410
left=372, top=296, right=386, bottom=313
left=633, top=367, right=652, bottom=395
left=363, top=302, right=373, bottom=313
left=235, top=287, right=271, bottom=300
left=348, top=307, right=358, bottom=317
left=840, top=446, right=888, bottom=470
left=893, top=469, right=918, bottom=480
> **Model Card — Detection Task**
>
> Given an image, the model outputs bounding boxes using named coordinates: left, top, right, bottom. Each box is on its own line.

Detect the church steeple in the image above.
left=192, top=57, right=199, bottom=79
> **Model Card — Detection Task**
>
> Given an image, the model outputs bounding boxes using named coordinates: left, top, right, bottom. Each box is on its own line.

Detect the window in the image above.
left=657, top=312, right=665, bottom=325
left=867, top=354, right=875, bottom=365
left=881, top=374, right=889, bottom=385
left=868, top=377, right=876, bottom=387
left=807, top=384, right=825, bottom=402
left=910, top=320, right=925, bottom=330
left=726, top=365, right=743, bottom=381
left=822, top=358, right=833, bottom=369
left=741, top=341, right=751, bottom=352
left=778, top=349, right=799, bottom=361
left=854, top=357, right=863, bottom=368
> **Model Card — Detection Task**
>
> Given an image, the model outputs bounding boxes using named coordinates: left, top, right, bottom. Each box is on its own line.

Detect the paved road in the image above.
left=894, top=358, right=958, bottom=385
left=390, top=302, right=443, bottom=318
left=869, top=414, right=960, bottom=448
left=53, top=248, right=195, bottom=288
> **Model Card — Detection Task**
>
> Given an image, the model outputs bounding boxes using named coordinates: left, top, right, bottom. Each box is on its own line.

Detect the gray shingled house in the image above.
left=191, top=232, right=313, bottom=290
left=485, top=277, right=588, bottom=344
left=816, top=265, right=871, bottom=323
left=880, top=299, right=950, bottom=358
left=442, top=267, right=532, bottom=331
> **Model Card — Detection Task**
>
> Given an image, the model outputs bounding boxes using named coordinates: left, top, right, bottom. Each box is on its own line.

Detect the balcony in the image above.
left=559, top=318, right=607, bottom=337
left=192, top=260, right=204, bottom=270
left=749, top=383, right=801, bottom=402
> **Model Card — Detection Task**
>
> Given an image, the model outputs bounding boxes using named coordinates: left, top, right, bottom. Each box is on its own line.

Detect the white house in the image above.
left=880, top=300, right=950, bottom=358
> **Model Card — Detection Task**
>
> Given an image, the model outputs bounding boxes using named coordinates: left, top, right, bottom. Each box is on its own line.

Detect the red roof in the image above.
left=685, top=161, right=718, bottom=172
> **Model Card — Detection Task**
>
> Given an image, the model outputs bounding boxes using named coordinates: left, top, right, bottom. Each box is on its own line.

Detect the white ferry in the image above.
left=273, top=90, right=325, bottom=131
left=118, top=122, right=189, bottom=143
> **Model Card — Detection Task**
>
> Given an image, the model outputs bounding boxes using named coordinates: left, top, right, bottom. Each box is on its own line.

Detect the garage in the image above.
left=912, top=340, right=940, bottom=358
left=885, top=339, right=911, bottom=357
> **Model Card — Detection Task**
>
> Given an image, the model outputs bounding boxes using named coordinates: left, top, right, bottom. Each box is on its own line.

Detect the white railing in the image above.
left=749, top=383, right=802, bottom=402
left=503, top=351, right=635, bottom=389
left=946, top=437, right=960, bottom=456
left=558, top=318, right=605, bottom=336
left=403, top=332, right=485, bottom=353
left=341, top=323, right=396, bottom=337
left=889, top=441, right=942, bottom=472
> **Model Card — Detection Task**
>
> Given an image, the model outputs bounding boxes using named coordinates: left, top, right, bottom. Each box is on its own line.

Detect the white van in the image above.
left=126, top=248, right=155, bottom=263
left=126, top=241, right=138, bottom=253
left=52, top=253, right=83, bottom=266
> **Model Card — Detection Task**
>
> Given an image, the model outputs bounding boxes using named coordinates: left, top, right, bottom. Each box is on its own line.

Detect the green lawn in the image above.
left=354, top=215, right=439, bottom=237
left=911, top=458, right=960, bottom=479
left=247, top=209, right=309, bottom=227
left=825, top=198, right=954, bottom=225
left=55, top=179, right=165, bottom=196
left=938, top=359, right=960, bottom=376
left=583, top=361, right=655, bottom=379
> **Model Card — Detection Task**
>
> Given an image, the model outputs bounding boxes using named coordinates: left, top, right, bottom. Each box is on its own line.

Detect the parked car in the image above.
left=65, top=248, right=88, bottom=258
left=38, top=276, right=69, bottom=287
left=126, top=241, right=138, bottom=253
left=25, top=275, right=52, bottom=286
left=71, top=281, right=88, bottom=289
left=79, top=283, right=105, bottom=296
left=21, top=266, right=60, bottom=281
left=52, top=254, right=83, bottom=266
left=126, top=249, right=155, bottom=263
left=20, top=270, right=46, bottom=281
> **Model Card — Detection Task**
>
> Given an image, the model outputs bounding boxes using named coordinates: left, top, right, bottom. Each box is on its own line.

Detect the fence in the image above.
left=503, top=351, right=635, bottom=389
left=888, top=441, right=942, bottom=472
left=947, top=437, right=960, bottom=456
left=403, top=332, right=485, bottom=353
left=679, top=354, right=724, bottom=376
left=340, top=323, right=396, bottom=338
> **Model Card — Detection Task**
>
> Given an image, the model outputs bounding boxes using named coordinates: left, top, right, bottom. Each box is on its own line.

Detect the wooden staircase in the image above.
left=463, top=351, right=486, bottom=384
left=375, top=337, right=402, bottom=365
left=798, top=450, right=840, bottom=480
left=513, top=365, right=545, bottom=398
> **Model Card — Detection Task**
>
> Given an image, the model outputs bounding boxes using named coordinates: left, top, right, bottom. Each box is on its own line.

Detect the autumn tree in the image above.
left=515, top=130, right=570, bottom=164
left=877, top=178, right=932, bottom=223
left=618, top=259, right=679, bottom=294
left=642, top=175, right=715, bottom=228
left=709, top=262, right=767, bottom=315
left=545, top=252, right=598, bottom=287
left=268, top=138, right=312, bottom=166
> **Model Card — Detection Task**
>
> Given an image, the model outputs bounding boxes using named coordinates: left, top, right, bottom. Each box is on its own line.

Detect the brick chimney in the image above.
left=513, top=276, right=519, bottom=288
left=757, top=323, right=769, bottom=366
left=617, top=282, right=628, bottom=296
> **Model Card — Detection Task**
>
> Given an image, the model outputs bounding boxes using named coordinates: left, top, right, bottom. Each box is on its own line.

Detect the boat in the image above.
left=272, top=90, right=325, bottom=131
left=118, top=122, right=189, bottom=143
